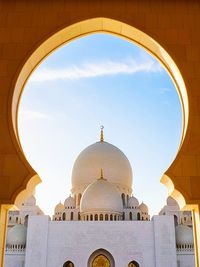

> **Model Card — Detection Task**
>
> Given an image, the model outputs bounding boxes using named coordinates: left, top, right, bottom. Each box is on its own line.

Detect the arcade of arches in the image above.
left=63, top=252, right=139, bottom=267
left=0, top=1, right=200, bottom=266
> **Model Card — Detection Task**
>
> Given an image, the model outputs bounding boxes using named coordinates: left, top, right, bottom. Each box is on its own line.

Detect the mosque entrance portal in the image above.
left=128, top=260, right=140, bottom=267
left=88, top=249, right=114, bottom=267
left=63, top=261, right=75, bottom=267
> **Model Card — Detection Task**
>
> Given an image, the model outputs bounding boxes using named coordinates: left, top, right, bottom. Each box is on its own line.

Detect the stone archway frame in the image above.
left=7, top=16, right=200, bottom=266
left=11, top=17, right=188, bottom=207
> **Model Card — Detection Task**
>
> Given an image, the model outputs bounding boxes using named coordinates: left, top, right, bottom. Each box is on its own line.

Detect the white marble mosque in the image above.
left=5, top=128, right=195, bottom=267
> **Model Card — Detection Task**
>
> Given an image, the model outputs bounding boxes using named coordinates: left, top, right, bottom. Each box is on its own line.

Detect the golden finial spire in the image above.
left=99, top=168, right=106, bottom=180
left=100, top=125, right=104, bottom=142
left=100, top=168, right=104, bottom=179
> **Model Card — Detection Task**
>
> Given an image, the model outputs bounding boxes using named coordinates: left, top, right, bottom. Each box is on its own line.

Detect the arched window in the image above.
left=16, top=217, right=18, bottom=223
left=70, top=212, right=73, bottom=221
left=63, top=261, right=75, bottom=267
left=92, top=255, right=110, bottom=267
left=100, top=214, right=103, bottom=221
left=87, top=215, right=89, bottom=221
left=110, top=214, right=113, bottom=221
left=105, top=214, right=108, bottom=221
left=129, top=212, right=132, bottom=220
left=174, top=215, right=178, bottom=227
left=137, top=212, right=140, bottom=220
left=90, top=214, right=93, bottom=221
left=114, top=215, right=117, bottom=221
left=95, top=214, right=98, bottom=221
left=88, top=248, right=115, bottom=267
left=122, top=212, right=125, bottom=220
left=128, top=260, right=140, bottom=267
left=24, top=215, right=29, bottom=226
left=121, top=193, right=125, bottom=208
left=62, top=213, right=66, bottom=221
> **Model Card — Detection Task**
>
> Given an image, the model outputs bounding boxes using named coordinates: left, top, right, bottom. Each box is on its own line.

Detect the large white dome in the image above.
left=80, top=177, right=123, bottom=213
left=72, top=141, right=132, bottom=192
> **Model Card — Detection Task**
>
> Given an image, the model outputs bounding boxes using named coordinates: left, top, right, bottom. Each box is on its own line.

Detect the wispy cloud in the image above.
left=19, top=109, right=50, bottom=120
left=30, top=58, right=163, bottom=82
left=160, top=88, right=171, bottom=94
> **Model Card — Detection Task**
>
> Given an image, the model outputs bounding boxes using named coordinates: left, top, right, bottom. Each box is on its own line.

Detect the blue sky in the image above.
left=18, top=33, right=182, bottom=216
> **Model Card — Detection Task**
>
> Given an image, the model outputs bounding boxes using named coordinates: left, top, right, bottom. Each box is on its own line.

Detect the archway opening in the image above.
left=63, top=261, right=75, bottom=267
left=128, top=260, right=140, bottom=267
left=10, top=18, right=189, bottom=215
left=88, top=249, right=115, bottom=267
left=17, top=32, right=182, bottom=217
left=6, top=17, right=196, bottom=267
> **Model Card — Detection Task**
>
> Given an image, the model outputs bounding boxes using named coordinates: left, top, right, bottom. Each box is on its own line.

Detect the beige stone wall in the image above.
left=0, top=1, right=200, bottom=266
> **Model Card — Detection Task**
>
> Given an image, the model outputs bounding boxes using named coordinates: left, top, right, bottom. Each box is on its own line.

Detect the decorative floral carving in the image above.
left=92, top=254, right=110, bottom=267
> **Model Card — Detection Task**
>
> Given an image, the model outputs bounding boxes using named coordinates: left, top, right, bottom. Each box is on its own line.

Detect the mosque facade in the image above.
left=5, top=129, right=195, bottom=267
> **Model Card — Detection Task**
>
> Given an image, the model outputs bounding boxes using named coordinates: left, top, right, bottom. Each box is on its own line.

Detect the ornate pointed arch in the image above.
left=88, top=248, right=115, bottom=267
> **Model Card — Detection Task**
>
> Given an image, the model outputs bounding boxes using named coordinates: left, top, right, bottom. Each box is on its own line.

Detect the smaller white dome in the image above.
left=167, top=196, right=179, bottom=207
left=80, top=177, right=123, bottom=213
left=54, top=202, right=64, bottom=213
left=6, top=225, right=27, bottom=246
left=23, top=195, right=36, bottom=206
left=64, top=196, right=76, bottom=209
left=128, top=196, right=139, bottom=208
left=139, top=202, right=148, bottom=213
left=175, top=225, right=194, bottom=245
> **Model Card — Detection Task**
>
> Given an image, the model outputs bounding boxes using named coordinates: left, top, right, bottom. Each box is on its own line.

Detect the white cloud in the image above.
left=19, top=109, right=50, bottom=120
left=160, top=88, right=171, bottom=94
left=30, top=58, right=163, bottom=82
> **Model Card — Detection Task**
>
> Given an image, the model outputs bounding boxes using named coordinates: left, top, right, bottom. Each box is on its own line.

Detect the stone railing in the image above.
left=176, top=244, right=194, bottom=252
left=5, top=244, right=26, bottom=253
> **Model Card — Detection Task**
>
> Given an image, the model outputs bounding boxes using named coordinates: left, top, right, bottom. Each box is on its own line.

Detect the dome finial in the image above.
left=100, top=168, right=104, bottom=179
left=100, top=125, right=104, bottom=142
left=99, top=168, right=106, bottom=180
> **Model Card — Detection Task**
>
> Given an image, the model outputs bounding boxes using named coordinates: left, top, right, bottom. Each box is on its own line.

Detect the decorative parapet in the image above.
left=176, top=244, right=194, bottom=252
left=5, top=244, right=26, bottom=254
